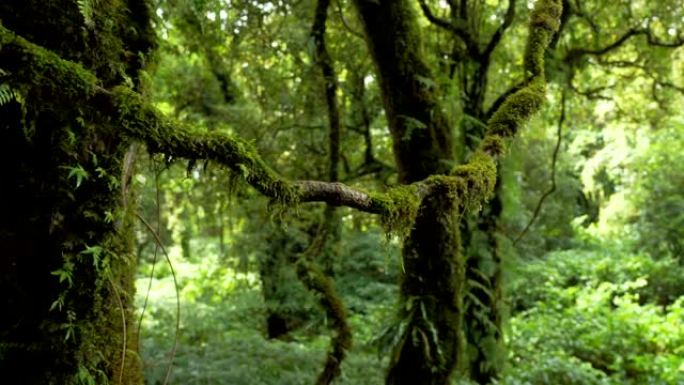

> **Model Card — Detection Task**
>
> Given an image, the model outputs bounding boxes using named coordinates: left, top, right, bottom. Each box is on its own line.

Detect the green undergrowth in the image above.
left=501, top=244, right=684, bottom=385
left=135, top=231, right=398, bottom=385
left=135, top=229, right=684, bottom=385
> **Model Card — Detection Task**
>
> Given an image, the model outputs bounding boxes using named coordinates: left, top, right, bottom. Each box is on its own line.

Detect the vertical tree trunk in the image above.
left=461, top=73, right=506, bottom=385
left=354, top=0, right=560, bottom=383
left=353, top=1, right=464, bottom=383
left=0, top=1, right=155, bottom=383
left=463, top=182, right=505, bottom=384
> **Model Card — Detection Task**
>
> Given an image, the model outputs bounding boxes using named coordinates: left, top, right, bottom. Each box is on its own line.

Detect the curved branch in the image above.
left=334, top=0, right=364, bottom=39
left=485, top=0, right=562, bottom=140
left=416, top=0, right=481, bottom=58
left=293, top=224, right=351, bottom=385
left=482, top=0, right=516, bottom=59
left=0, top=0, right=563, bottom=236
left=565, top=28, right=642, bottom=61
left=416, top=0, right=456, bottom=31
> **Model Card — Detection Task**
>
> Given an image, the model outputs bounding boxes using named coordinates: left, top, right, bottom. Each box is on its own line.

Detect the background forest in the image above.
left=132, top=1, right=684, bottom=384
left=1, top=0, right=683, bottom=385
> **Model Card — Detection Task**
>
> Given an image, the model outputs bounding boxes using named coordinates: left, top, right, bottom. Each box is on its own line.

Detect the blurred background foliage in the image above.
left=132, top=0, right=684, bottom=384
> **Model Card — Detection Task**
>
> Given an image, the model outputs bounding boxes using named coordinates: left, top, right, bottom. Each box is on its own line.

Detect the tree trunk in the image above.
left=353, top=1, right=464, bottom=383
left=461, top=66, right=506, bottom=385
left=463, top=181, right=505, bottom=384
left=353, top=0, right=560, bottom=383
left=0, top=1, right=155, bottom=383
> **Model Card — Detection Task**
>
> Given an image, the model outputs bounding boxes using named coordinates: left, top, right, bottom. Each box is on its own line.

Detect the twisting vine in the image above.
left=293, top=222, right=352, bottom=385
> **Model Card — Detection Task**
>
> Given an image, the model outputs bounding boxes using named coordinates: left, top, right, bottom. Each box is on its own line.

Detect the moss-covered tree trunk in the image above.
left=0, top=0, right=559, bottom=383
left=461, top=55, right=507, bottom=385
left=353, top=1, right=465, bottom=383
left=353, top=0, right=561, bottom=383
left=0, top=1, right=154, bottom=383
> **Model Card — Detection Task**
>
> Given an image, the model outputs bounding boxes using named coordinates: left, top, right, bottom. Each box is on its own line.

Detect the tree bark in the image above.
left=353, top=1, right=561, bottom=383
left=0, top=1, right=560, bottom=383
left=352, top=1, right=464, bottom=383
left=0, top=0, right=155, bottom=383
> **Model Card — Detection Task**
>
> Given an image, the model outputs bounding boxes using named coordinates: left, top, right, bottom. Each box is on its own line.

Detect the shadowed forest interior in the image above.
left=1, top=0, right=683, bottom=384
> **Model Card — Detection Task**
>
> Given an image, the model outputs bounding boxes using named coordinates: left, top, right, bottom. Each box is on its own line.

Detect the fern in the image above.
left=76, top=0, right=95, bottom=28
left=0, top=83, right=15, bottom=106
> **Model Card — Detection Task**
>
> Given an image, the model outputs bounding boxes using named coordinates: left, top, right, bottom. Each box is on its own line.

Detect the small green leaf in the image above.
left=63, top=165, right=89, bottom=188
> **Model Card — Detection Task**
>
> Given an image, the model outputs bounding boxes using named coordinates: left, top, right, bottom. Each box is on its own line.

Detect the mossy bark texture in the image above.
left=353, top=0, right=561, bottom=384
left=0, top=0, right=560, bottom=384
left=0, top=0, right=154, bottom=383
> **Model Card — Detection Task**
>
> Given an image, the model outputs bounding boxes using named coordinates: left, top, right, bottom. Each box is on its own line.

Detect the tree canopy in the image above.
left=1, top=0, right=683, bottom=384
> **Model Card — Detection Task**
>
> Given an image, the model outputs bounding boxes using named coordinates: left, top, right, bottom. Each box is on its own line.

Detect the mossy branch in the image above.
left=448, top=0, right=562, bottom=209
left=0, top=0, right=561, bottom=236
left=0, top=23, right=418, bottom=224
left=0, top=24, right=97, bottom=102
left=485, top=0, right=561, bottom=142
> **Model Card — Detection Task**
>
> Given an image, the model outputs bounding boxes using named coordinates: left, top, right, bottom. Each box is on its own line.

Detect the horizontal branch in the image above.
left=565, top=27, right=684, bottom=62
left=109, top=87, right=421, bottom=215
left=565, top=28, right=641, bottom=60
left=0, top=0, right=562, bottom=235
left=0, top=23, right=394, bottom=215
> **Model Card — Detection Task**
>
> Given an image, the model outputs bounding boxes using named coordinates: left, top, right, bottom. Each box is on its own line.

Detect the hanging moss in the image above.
left=110, top=86, right=300, bottom=207
left=367, top=184, right=422, bottom=239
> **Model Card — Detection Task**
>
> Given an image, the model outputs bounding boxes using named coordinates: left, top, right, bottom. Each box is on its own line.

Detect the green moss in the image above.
left=111, top=86, right=300, bottom=207
left=480, top=135, right=506, bottom=156
left=422, top=151, right=497, bottom=213
left=370, top=184, right=422, bottom=239
left=487, top=80, right=546, bottom=138
left=0, top=2, right=156, bottom=382
left=483, top=0, right=561, bottom=141
left=526, top=0, right=562, bottom=76
left=0, top=25, right=98, bottom=103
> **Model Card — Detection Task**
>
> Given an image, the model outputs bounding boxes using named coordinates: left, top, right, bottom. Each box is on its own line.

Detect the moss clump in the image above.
left=424, top=151, right=498, bottom=213
left=371, top=184, right=422, bottom=239
left=487, top=81, right=546, bottom=138
left=480, top=135, right=506, bottom=157
left=0, top=25, right=98, bottom=104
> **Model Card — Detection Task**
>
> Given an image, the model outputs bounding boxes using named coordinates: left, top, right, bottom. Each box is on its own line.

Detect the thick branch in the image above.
left=0, top=0, right=562, bottom=236
left=482, top=0, right=516, bottom=58
left=0, top=24, right=393, bottom=215
left=416, top=0, right=481, bottom=58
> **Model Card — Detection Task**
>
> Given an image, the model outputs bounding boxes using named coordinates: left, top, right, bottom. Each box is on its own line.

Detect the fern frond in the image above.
left=77, top=0, right=95, bottom=29
left=0, top=83, right=16, bottom=106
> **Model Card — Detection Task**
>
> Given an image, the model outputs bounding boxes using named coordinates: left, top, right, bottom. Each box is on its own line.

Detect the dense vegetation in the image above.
left=1, top=0, right=683, bottom=384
